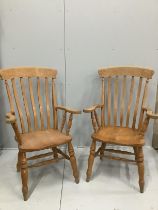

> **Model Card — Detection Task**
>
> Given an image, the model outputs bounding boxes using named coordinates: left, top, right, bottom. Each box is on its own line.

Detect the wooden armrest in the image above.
left=56, top=106, right=81, bottom=114
left=6, top=112, right=16, bottom=124
left=146, top=110, right=158, bottom=119
left=142, top=107, right=158, bottom=119
left=83, top=104, right=103, bottom=113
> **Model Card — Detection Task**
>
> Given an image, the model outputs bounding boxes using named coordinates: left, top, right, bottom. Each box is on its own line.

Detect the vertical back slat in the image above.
left=11, top=78, right=25, bottom=133
left=37, top=78, right=44, bottom=130
left=126, top=76, right=135, bottom=126
left=45, top=78, right=51, bottom=129
left=120, top=76, right=126, bottom=126
left=28, top=78, right=38, bottom=130
left=5, top=80, right=14, bottom=112
left=101, top=78, right=105, bottom=127
left=20, top=78, right=32, bottom=132
left=52, top=79, right=58, bottom=129
left=114, top=76, right=118, bottom=126
left=107, top=77, right=111, bottom=125
left=138, top=79, right=149, bottom=130
left=132, top=77, right=143, bottom=129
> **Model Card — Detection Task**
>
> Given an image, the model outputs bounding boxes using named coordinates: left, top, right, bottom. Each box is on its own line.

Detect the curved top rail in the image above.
left=98, top=67, right=154, bottom=79
left=0, top=67, right=57, bottom=79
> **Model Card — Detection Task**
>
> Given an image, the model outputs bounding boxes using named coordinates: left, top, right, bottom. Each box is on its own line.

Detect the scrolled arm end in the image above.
left=6, top=112, right=16, bottom=124
left=146, top=110, right=158, bottom=120
left=142, top=106, right=158, bottom=120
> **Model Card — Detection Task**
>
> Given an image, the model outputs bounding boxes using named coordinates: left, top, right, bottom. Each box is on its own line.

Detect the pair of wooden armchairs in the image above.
left=0, top=67, right=158, bottom=201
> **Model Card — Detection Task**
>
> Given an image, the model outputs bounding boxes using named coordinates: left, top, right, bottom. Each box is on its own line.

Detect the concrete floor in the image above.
left=0, top=146, right=158, bottom=210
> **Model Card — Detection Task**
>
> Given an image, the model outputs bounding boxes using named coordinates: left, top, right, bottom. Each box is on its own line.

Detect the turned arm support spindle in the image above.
left=83, top=104, right=103, bottom=132
left=56, top=106, right=81, bottom=134
left=141, top=107, right=158, bottom=133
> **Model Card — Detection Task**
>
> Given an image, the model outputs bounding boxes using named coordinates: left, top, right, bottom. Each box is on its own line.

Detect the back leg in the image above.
left=100, top=143, right=106, bottom=160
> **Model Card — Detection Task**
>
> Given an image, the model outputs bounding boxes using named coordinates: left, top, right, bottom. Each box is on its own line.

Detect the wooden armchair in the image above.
left=0, top=67, right=81, bottom=201
left=83, top=67, right=158, bottom=193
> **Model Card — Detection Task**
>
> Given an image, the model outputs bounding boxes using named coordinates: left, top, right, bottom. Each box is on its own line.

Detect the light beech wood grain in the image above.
left=84, top=66, right=157, bottom=193
left=0, top=67, right=80, bottom=201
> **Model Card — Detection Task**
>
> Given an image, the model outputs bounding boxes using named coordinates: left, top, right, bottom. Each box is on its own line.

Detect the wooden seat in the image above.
left=20, top=129, right=72, bottom=151
left=0, top=67, right=81, bottom=201
left=84, top=66, right=158, bottom=193
left=92, top=127, right=144, bottom=146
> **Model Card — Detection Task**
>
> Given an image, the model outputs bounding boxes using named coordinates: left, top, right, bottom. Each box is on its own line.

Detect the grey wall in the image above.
left=0, top=0, right=65, bottom=148
left=65, top=0, right=158, bottom=146
left=0, top=0, right=158, bottom=148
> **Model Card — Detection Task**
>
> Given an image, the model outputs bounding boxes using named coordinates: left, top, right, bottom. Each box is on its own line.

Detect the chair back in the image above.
left=98, top=67, right=154, bottom=130
left=0, top=67, right=58, bottom=133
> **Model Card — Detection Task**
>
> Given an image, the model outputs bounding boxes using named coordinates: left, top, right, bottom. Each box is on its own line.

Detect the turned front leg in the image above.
left=20, top=152, right=28, bottom=201
left=100, top=143, right=106, bottom=160
left=68, top=142, right=79, bottom=184
left=86, top=139, right=96, bottom=182
left=135, top=146, right=144, bottom=193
